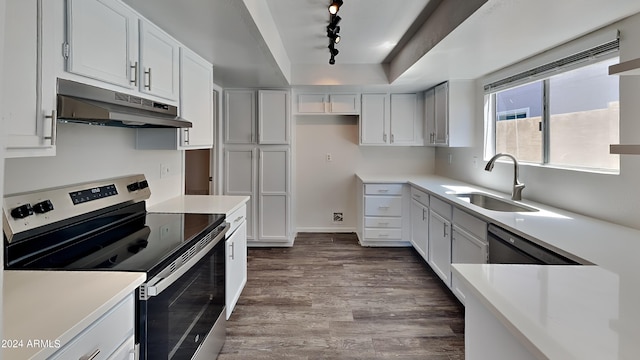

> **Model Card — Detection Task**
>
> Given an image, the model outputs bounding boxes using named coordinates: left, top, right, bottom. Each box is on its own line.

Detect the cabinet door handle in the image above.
left=378, top=206, right=390, bottom=209
left=229, top=242, right=235, bottom=260
left=130, top=61, right=138, bottom=86
left=443, top=223, right=449, bottom=237
left=378, top=233, right=389, bottom=238
left=43, top=110, right=57, bottom=146
left=80, top=349, right=100, bottom=360
left=234, top=215, right=244, bottom=223
left=377, top=189, right=389, bottom=193
left=383, top=133, right=387, bottom=142
left=184, top=129, right=190, bottom=144
left=422, top=208, right=425, bottom=221
left=145, top=68, right=152, bottom=90
left=390, top=134, right=395, bottom=143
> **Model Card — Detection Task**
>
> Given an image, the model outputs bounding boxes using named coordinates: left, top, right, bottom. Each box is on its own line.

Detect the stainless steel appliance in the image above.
left=3, top=175, right=227, bottom=360
left=57, top=79, right=192, bottom=128
left=487, top=224, right=580, bottom=265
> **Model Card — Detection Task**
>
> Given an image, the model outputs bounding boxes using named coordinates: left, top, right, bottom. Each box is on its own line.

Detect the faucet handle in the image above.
left=512, top=183, right=525, bottom=201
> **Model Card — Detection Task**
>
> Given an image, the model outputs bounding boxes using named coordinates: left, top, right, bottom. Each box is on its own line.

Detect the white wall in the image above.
left=295, top=115, right=434, bottom=232
left=435, top=13, right=640, bottom=230
left=5, top=123, right=183, bottom=207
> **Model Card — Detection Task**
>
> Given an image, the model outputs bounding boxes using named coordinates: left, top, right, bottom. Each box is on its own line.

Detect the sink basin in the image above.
left=455, top=192, right=539, bottom=212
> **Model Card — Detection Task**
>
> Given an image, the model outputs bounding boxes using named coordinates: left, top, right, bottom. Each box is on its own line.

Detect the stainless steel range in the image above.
left=3, top=174, right=228, bottom=360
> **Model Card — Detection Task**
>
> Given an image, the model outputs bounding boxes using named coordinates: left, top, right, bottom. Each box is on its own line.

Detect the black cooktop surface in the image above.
left=5, top=202, right=225, bottom=276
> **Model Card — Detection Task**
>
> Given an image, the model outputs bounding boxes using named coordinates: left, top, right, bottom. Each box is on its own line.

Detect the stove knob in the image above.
left=10, top=204, right=34, bottom=219
left=33, top=200, right=54, bottom=214
left=127, top=182, right=140, bottom=192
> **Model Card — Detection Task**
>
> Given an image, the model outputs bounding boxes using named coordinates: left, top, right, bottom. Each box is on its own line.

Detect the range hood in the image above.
left=57, top=79, right=192, bottom=128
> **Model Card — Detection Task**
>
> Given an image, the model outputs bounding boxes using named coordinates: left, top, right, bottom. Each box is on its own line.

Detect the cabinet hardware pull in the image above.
left=229, top=242, right=235, bottom=260
left=378, top=206, right=390, bottom=209
left=184, top=129, right=190, bottom=144
left=130, top=61, right=138, bottom=86
left=390, top=134, right=395, bottom=143
left=383, top=133, right=387, bottom=142
left=422, top=208, right=425, bottom=221
left=378, top=222, right=389, bottom=225
left=145, top=68, right=152, bottom=90
left=443, top=223, right=448, bottom=237
left=234, top=216, right=244, bottom=223
left=378, top=189, right=389, bottom=193
left=378, top=233, right=389, bottom=237
left=80, top=349, right=100, bottom=360
left=44, top=110, right=57, bottom=146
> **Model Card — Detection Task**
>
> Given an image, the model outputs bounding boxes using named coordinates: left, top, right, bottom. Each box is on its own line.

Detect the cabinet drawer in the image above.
left=50, top=295, right=135, bottom=360
left=453, top=207, right=487, bottom=240
left=108, top=336, right=135, bottom=360
left=430, top=196, right=452, bottom=220
left=227, top=204, right=247, bottom=236
left=364, top=183, right=403, bottom=195
left=364, top=228, right=402, bottom=240
left=410, top=187, right=429, bottom=207
left=365, top=217, right=402, bottom=228
left=364, top=196, right=402, bottom=216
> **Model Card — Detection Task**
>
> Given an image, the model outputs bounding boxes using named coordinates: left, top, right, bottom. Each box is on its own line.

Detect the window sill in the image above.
left=488, top=159, right=620, bottom=176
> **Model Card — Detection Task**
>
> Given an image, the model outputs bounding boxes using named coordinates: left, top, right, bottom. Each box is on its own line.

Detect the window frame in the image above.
left=484, top=48, right=620, bottom=174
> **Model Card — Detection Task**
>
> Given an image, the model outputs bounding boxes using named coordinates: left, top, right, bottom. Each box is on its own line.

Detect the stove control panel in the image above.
left=3, top=174, right=151, bottom=242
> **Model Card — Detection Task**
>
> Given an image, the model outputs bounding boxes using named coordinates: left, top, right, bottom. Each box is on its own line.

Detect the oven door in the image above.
left=139, top=224, right=228, bottom=360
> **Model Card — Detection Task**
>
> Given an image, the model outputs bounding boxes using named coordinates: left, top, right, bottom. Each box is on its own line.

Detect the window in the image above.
left=484, top=43, right=620, bottom=172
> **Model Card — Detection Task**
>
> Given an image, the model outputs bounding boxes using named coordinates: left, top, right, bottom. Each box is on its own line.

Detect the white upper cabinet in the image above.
left=178, top=47, right=213, bottom=148
left=64, top=0, right=179, bottom=102
left=65, top=0, right=138, bottom=89
left=360, top=94, right=389, bottom=145
left=390, top=93, right=423, bottom=145
left=225, top=90, right=256, bottom=144
left=360, top=93, right=423, bottom=146
left=138, top=19, right=179, bottom=101
left=258, top=90, right=289, bottom=144
left=296, top=93, right=360, bottom=115
left=3, top=0, right=57, bottom=158
left=426, top=80, right=475, bottom=147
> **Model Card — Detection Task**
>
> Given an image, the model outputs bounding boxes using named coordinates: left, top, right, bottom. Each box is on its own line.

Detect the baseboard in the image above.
left=296, top=227, right=357, bottom=233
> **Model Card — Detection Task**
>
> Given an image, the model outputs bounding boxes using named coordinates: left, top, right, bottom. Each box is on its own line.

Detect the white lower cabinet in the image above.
left=428, top=209, right=452, bottom=286
left=226, top=205, right=247, bottom=319
left=49, top=294, right=135, bottom=360
left=451, top=208, right=488, bottom=304
left=357, top=182, right=410, bottom=246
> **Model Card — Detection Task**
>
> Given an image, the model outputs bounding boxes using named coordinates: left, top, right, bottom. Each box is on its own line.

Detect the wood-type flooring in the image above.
left=218, top=233, right=465, bottom=360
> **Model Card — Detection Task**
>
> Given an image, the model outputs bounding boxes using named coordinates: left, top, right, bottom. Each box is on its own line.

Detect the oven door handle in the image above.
left=144, top=223, right=229, bottom=298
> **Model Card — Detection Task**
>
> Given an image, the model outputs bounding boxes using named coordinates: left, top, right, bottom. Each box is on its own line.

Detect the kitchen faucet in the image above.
left=484, top=153, right=525, bottom=201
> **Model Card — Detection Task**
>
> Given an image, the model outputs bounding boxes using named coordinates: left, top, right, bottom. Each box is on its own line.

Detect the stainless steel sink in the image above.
left=455, top=192, right=539, bottom=212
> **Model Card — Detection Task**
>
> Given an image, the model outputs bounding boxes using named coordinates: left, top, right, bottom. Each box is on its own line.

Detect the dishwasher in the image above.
left=487, top=224, right=579, bottom=265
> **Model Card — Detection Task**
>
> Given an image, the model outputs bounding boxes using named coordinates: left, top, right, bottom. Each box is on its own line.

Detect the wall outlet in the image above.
left=160, top=163, right=171, bottom=178
left=332, top=212, right=344, bottom=223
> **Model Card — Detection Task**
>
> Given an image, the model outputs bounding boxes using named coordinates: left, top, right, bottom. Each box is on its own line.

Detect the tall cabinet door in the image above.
left=360, top=94, right=389, bottom=145
left=434, top=82, right=449, bottom=145
left=138, top=20, right=179, bottom=101
left=258, top=148, right=290, bottom=242
left=225, top=90, right=256, bottom=144
left=224, top=148, right=256, bottom=241
left=3, top=0, right=56, bottom=157
left=390, top=93, right=418, bottom=145
left=66, top=0, right=138, bottom=88
left=258, top=90, right=289, bottom=144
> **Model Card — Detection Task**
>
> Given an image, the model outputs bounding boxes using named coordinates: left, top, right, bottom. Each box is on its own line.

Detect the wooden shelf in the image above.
left=609, top=58, right=640, bottom=76
left=610, top=144, right=640, bottom=154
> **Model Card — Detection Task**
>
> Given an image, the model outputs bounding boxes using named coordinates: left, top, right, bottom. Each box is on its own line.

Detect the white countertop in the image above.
left=357, top=173, right=640, bottom=274
left=3, top=270, right=146, bottom=360
left=452, top=264, right=640, bottom=360
left=148, top=195, right=249, bottom=215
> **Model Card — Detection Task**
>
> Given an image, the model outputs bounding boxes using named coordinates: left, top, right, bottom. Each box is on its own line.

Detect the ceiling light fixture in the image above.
left=326, top=2, right=343, bottom=65
left=328, top=0, right=343, bottom=15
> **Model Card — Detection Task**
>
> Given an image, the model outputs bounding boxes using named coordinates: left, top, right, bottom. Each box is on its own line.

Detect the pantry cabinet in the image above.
left=225, top=90, right=256, bottom=144
left=360, top=93, right=423, bottom=146
left=425, top=81, right=475, bottom=147
left=64, top=0, right=179, bottom=102
left=258, top=90, right=290, bottom=144
left=225, top=89, right=289, bottom=145
left=3, top=0, right=57, bottom=158
left=296, top=93, right=360, bottom=115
